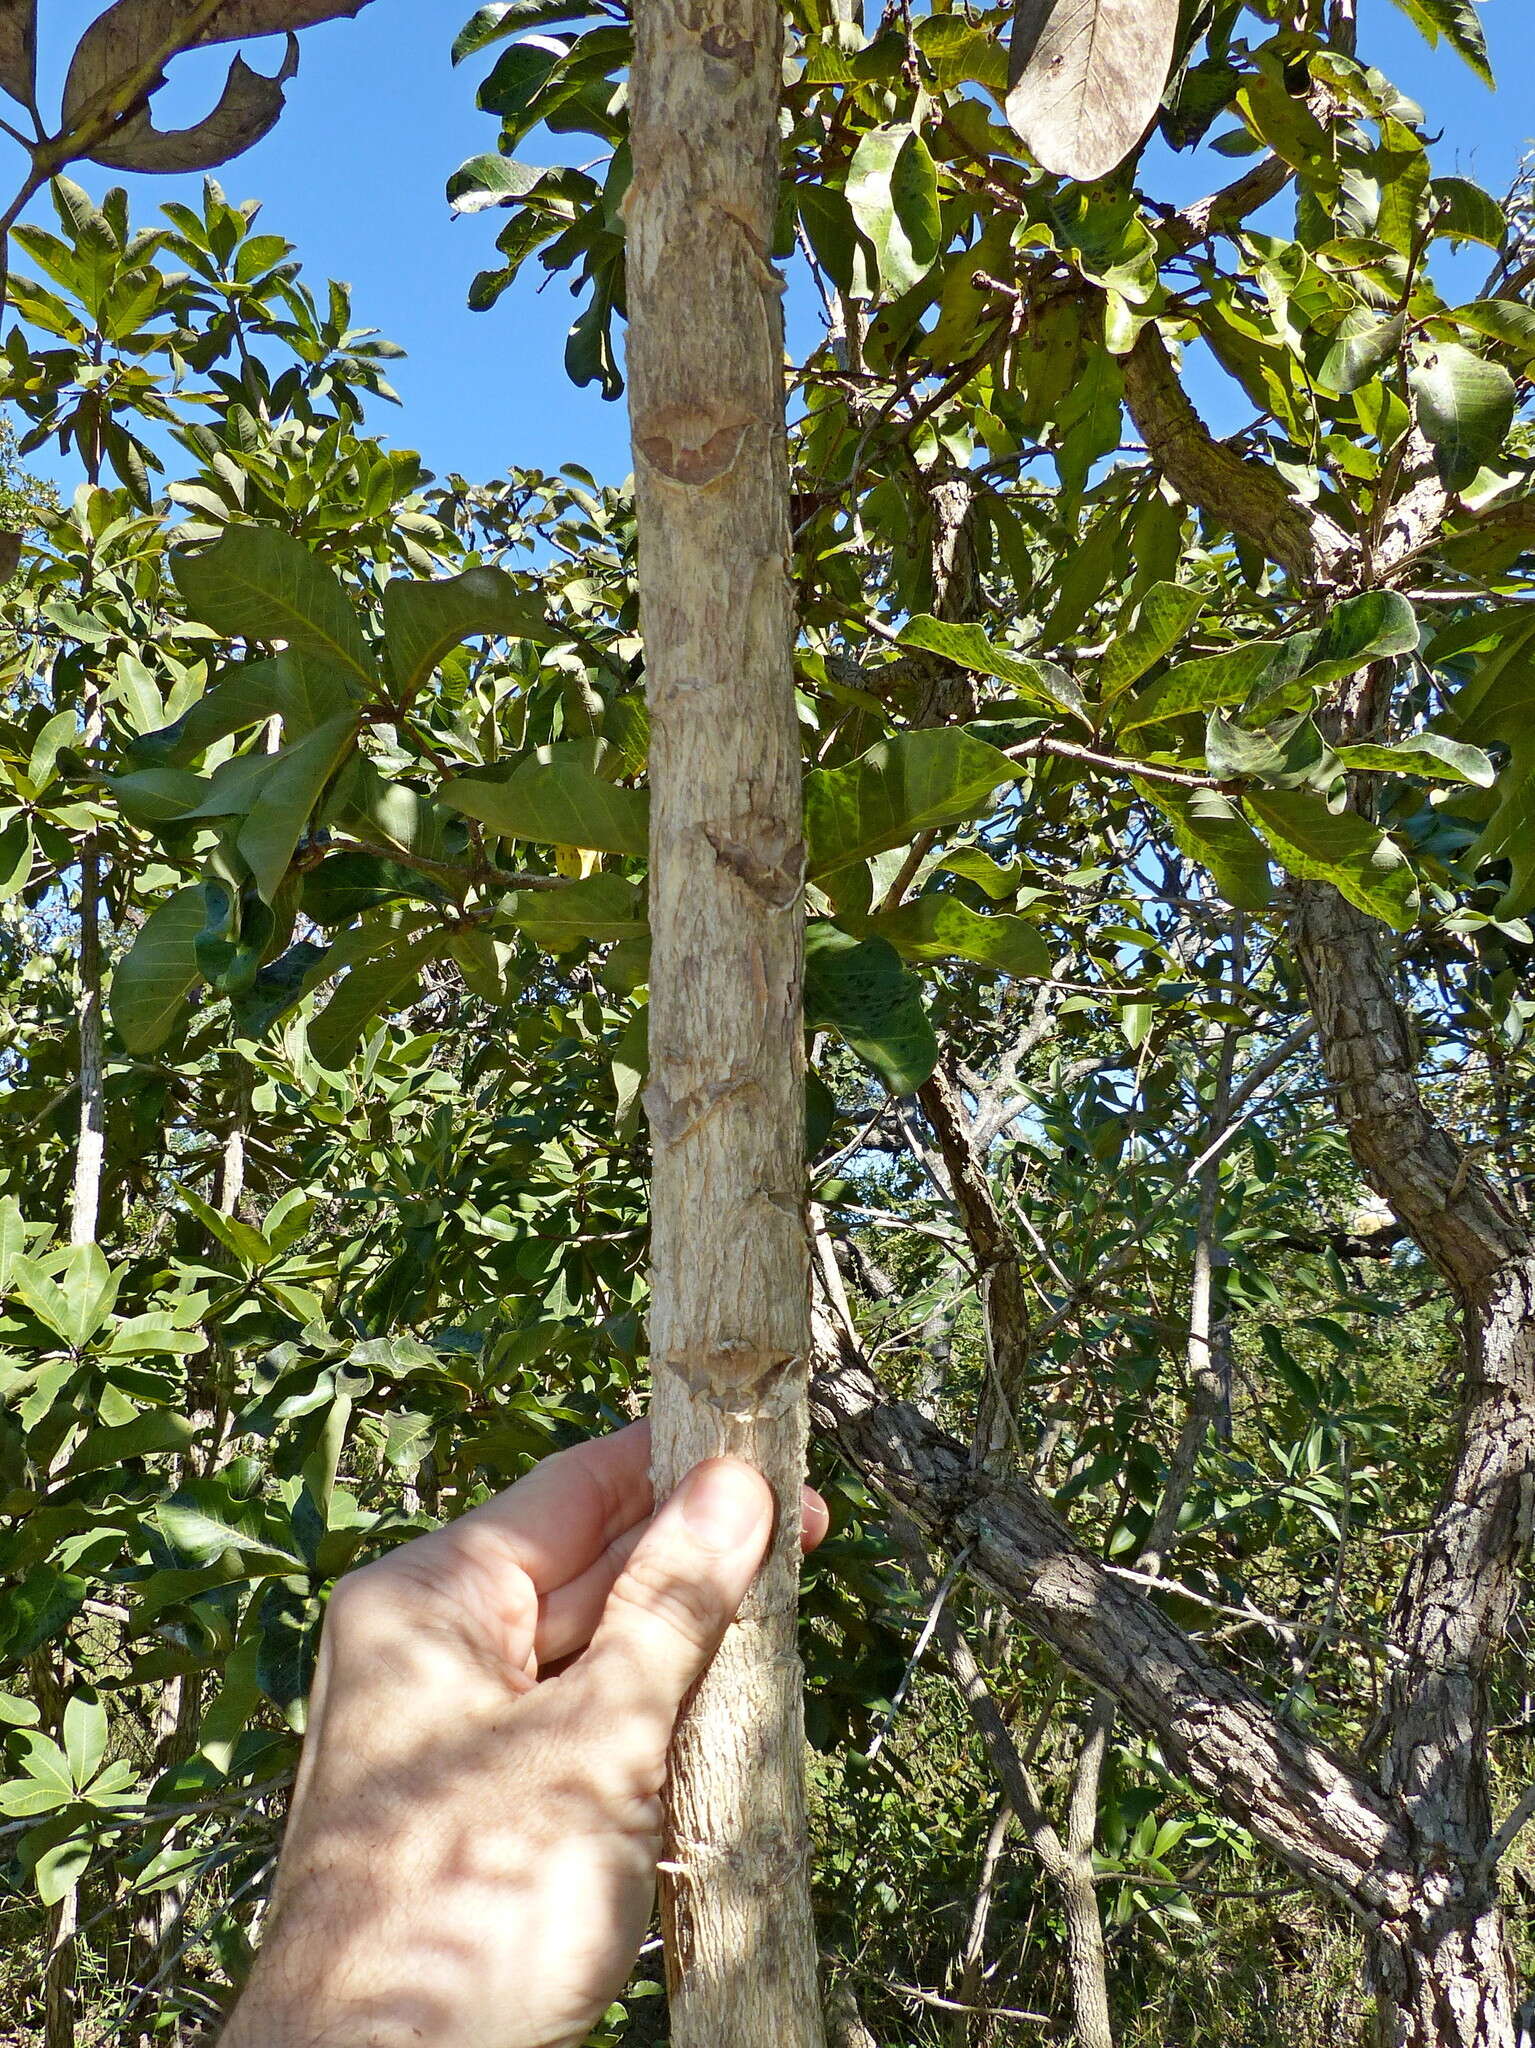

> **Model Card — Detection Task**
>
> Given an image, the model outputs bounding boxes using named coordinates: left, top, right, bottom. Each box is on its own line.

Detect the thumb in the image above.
left=578, top=1458, right=775, bottom=1740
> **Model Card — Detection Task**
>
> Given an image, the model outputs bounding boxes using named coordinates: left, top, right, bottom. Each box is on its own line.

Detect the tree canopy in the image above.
left=2, top=1, right=1535, bottom=2044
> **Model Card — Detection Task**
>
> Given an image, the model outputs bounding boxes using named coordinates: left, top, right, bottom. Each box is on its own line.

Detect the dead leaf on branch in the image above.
left=1005, top=0, right=1180, bottom=183
left=0, top=1, right=36, bottom=109
left=36, top=0, right=373, bottom=171
left=84, top=39, right=302, bottom=172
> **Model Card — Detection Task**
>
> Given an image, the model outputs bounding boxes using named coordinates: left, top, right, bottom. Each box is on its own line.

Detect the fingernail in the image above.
left=678, top=1460, right=770, bottom=1555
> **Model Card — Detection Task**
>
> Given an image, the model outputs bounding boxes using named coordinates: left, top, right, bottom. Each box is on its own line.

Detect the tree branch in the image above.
left=1121, top=325, right=1351, bottom=590
left=809, top=1325, right=1416, bottom=1921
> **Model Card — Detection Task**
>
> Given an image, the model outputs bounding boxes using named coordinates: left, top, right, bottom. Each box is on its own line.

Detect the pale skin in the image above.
left=220, top=1423, right=828, bottom=2048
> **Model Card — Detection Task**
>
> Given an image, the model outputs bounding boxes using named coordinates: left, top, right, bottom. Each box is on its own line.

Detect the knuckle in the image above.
left=322, top=1559, right=396, bottom=1636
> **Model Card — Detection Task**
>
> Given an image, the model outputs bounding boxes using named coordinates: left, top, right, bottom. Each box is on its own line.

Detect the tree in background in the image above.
left=2, top=1, right=1535, bottom=2045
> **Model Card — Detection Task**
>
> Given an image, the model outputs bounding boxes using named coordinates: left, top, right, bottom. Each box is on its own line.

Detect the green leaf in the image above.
left=1294, top=592, right=1421, bottom=687
left=1141, top=784, right=1273, bottom=913
left=1121, top=642, right=1290, bottom=729
left=1430, top=175, right=1504, bottom=249
left=197, top=1639, right=263, bottom=1773
left=937, top=847, right=1023, bottom=900
left=1334, top=733, right=1494, bottom=785
left=1245, top=790, right=1418, bottom=929
left=866, top=894, right=1051, bottom=979
left=382, top=567, right=551, bottom=698
left=845, top=126, right=941, bottom=298
left=12, top=1245, right=119, bottom=1351
left=451, top=0, right=600, bottom=63
left=1100, top=583, right=1205, bottom=698
left=896, top=616, right=1087, bottom=724
left=1469, top=730, right=1535, bottom=917
left=803, top=925, right=938, bottom=1094
left=104, top=766, right=210, bottom=826
left=237, top=714, right=357, bottom=902
left=1121, top=594, right=1419, bottom=732
left=0, top=818, right=32, bottom=900
left=805, top=730, right=1018, bottom=878
left=300, top=852, right=442, bottom=924
left=128, top=665, right=281, bottom=768
left=798, top=183, right=861, bottom=296
left=62, top=1410, right=196, bottom=1476
left=913, top=14, right=1008, bottom=91
left=0, top=1734, right=72, bottom=1815
left=33, top=1834, right=91, bottom=1909
left=179, top=1184, right=274, bottom=1270
left=443, top=757, right=648, bottom=856
left=1316, top=310, right=1404, bottom=395
left=269, top=651, right=365, bottom=738
left=0, top=1196, right=25, bottom=1295
left=172, top=528, right=374, bottom=685
left=1448, top=299, right=1535, bottom=363
left=1386, top=0, right=1492, bottom=84
left=0, top=1566, right=85, bottom=1664
left=501, top=873, right=646, bottom=953
left=309, top=933, right=445, bottom=1070
left=1206, top=710, right=1331, bottom=785
left=254, top=1580, right=323, bottom=1722
left=447, top=153, right=545, bottom=214
left=101, top=1315, right=208, bottom=1359
left=155, top=1492, right=302, bottom=1572
left=1409, top=344, right=1517, bottom=491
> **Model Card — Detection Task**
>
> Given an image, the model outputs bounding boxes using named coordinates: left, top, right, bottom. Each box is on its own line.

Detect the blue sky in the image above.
left=8, top=0, right=1533, bottom=490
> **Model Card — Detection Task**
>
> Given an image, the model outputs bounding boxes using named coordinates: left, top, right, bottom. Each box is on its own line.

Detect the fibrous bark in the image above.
left=625, top=0, right=823, bottom=2037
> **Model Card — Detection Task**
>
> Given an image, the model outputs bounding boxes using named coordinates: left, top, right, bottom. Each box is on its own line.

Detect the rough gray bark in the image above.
left=810, top=1328, right=1416, bottom=1919
left=1060, top=1699, right=1115, bottom=2048
left=1121, top=325, right=1351, bottom=589
left=625, top=0, right=823, bottom=2034
left=1124, top=292, right=1535, bottom=2044
left=1292, top=882, right=1535, bottom=2048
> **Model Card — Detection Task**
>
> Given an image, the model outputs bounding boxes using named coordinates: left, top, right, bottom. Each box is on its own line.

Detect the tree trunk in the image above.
left=71, top=688, right=105, bottom=1251
left=1366, top=1895, right=1521, bottom=2048
left=625, top=0, right=823, bottom=2038
left=1059, top=1699, right=1115, bottom=2048
left=1290, top=882, right=1535, bottom=2047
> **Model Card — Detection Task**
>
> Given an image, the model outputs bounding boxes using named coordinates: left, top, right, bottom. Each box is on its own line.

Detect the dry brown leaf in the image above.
left=61, top=0, right=374, bottom=171
left=0, top=0, right=36, bottom=106
left=89, top=42, right=297, bottom=170
left=1005, top=0, right=1179, bottom=183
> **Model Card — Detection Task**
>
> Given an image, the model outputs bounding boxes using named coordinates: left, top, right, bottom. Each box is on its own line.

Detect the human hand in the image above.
left=220, top=1423, right=828, bottom=2048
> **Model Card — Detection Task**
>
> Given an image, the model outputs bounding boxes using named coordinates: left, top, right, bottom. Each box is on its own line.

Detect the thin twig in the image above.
left=866, top=1543, right=974, bottom=1760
